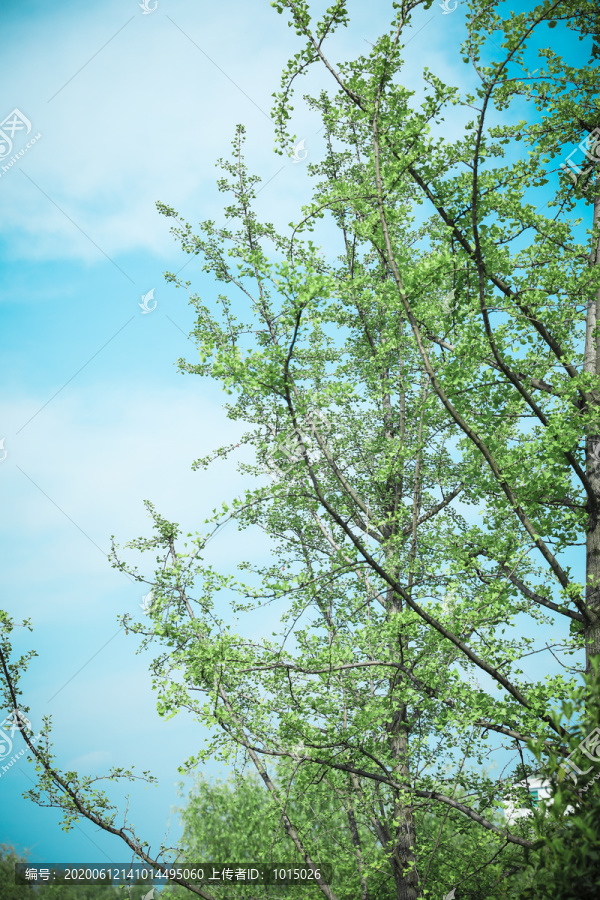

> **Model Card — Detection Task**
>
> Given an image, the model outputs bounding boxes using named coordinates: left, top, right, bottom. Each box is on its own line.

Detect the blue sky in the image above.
left=0, top=0, right=591, bottom=878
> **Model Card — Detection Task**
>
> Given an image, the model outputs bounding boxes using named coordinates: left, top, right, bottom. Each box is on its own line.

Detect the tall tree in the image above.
left=2, top=2, right=600, bottom=899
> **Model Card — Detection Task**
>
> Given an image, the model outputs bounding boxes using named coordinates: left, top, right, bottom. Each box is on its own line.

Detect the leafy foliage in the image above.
left=516, top=660, right=600, bottom=899
left=161, top=768, right=530, bottom=900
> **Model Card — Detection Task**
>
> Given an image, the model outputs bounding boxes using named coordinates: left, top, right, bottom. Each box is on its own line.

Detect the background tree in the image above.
left=0, top=846, right=36, bottom=900
left=160, top=768, right=384, bottom=900
left=161, top=765, right=532, bottom=900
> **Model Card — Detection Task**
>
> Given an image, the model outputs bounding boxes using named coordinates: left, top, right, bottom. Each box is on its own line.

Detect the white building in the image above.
left=503, top=777, right=552, bottom=824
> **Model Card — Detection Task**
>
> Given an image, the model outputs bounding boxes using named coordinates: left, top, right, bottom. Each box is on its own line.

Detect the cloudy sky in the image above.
left=0, top=0, right=587, bottom=878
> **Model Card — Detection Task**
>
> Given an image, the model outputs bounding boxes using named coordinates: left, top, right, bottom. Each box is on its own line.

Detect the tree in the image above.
left=2, top=1, right=600, bottom=899
left=160, top=768, right=383, bottom=900
left=0, top=846, right=35, bottom=900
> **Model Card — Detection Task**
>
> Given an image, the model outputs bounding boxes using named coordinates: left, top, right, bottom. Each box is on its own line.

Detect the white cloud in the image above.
left=0, top=0, right=473, bottom=263
left=0, top=0, right=304, bottom=261
left=1, top=380, right=273, bottom=624
left=66, top=749, right=114, bottom=772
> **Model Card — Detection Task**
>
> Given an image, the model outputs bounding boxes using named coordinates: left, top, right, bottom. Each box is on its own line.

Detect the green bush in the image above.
left=517, top=661, right=600, bottom=899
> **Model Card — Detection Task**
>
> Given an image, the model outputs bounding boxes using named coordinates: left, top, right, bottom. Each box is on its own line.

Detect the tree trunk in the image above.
left=585, top=192, right=600, bottom=672
left=387, top=706, right=421, bottom=900
left=386, top=576, right=421, bottom=900
left=346, top=797, right=370, bottom=900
